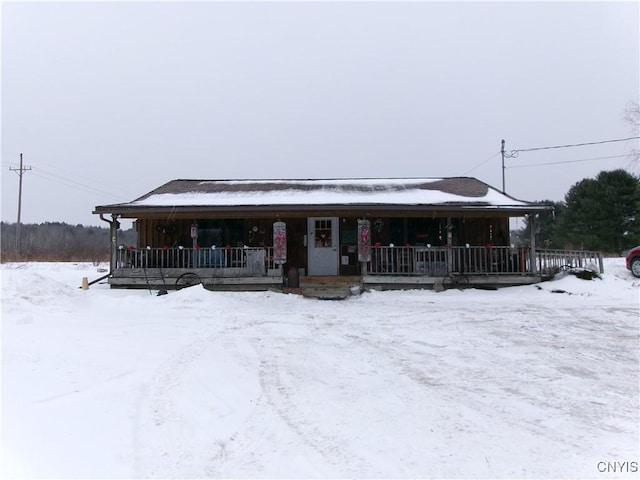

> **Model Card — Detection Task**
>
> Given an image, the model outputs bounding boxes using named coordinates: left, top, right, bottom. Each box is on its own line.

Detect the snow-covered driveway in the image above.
left=2, top=259, right=638, bottom=478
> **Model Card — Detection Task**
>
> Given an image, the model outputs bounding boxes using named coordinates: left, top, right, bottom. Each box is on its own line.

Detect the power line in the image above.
left=30, top=160, right=133, bottom=199
left=507, top=153, right=629, bottom=169
left=30, top=169, right=128, bottom=202
left=501, top=136, right=640, bottom=193
left=5, top=157, right=133, bottom=199
left=462, top=151, right=501, bottom=175
left=507, top=136, right=640, bottom=157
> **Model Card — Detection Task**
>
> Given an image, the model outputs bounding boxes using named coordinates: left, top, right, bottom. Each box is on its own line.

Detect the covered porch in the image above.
left=93, top=177, right=604, bottom=293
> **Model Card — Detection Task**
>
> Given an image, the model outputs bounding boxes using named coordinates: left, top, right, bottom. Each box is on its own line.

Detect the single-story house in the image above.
left=93, top=177, right=603, bottom=295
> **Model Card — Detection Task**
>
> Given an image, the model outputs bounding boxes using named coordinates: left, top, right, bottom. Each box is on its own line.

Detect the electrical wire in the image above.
left=42, top=165, right=132, bottom=199
left=4, top=158, right=133, bottom=202
left=507, top=154, right=629, bottom=169
left=30, top=170, right=129, bottom=202
left=462, top=151, right=501, bottom=175
left=30, top=168, right=118, bottom=198
left=4, top=158, right=133, bottom=199
left=508, top=136, right=640, bottom=156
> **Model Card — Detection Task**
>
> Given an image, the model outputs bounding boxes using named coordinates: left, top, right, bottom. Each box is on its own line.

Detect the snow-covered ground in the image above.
left=1, top=258, right=638, bottom=479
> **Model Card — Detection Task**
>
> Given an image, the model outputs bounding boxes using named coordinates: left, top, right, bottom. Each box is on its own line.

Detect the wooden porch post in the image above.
left=99, top=213, right=120, bottom=274
left=529, top=214, right=538, bottom=275
left=110, top=214, right=120, bottom=273
left=358, top=219, right=371, bottom=277
left=447, top=218, right=454, bottom=272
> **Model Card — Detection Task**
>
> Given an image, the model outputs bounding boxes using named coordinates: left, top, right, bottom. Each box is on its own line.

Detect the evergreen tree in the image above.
left=559, top=169, right=640, bottom=252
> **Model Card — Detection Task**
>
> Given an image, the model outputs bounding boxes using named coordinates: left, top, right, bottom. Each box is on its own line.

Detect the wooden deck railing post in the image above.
left=598, top=252, right=604, bottom=273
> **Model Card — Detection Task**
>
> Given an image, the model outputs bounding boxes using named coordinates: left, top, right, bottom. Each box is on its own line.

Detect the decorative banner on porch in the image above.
left=357, top=219, right=371, bottom=262
left=273, top=221, right=287, bottom=264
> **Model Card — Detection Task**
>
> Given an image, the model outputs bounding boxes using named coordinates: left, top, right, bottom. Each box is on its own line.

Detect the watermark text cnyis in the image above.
left=597, top=461, right=638, bottom=474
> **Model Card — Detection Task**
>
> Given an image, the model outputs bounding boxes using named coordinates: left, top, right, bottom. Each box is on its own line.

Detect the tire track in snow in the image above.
left=132, top=335, right=206, bottom=478
left=203, top=374, right=292, bottom=477
left=202, top=330, right=346, bottom=478
left=247, top=336, right=374, bottom=477
left=198, top=336, right=276, bottom=478
left=132, top=331, right=260, bottom=478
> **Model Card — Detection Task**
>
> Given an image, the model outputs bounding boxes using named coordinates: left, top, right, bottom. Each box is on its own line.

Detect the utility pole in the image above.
left=9, top=153, right=32, bottom=252
left=501, top=139, right=506, bottom=193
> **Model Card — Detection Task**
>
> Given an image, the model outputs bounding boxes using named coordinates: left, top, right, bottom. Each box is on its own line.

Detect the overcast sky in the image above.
left=2, top=0, right=639, bottom=227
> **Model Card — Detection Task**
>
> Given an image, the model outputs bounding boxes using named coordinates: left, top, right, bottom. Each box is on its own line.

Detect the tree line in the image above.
left=0, top=222, right=136, bottom=262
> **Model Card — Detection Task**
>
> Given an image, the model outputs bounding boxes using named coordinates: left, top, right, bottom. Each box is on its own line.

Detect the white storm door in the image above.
left=307, top=217, right=339, bottom=276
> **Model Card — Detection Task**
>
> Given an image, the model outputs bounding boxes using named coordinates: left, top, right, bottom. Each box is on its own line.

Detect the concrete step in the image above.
left=299, top=275, right=361, bottom=285
left=299, top=277, right=363, bottom=300
left=301, top=286, right=351, bottom=300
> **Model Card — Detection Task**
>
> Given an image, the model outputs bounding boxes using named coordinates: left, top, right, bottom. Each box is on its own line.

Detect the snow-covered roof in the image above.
left=94, top=177, right=549, bottom=215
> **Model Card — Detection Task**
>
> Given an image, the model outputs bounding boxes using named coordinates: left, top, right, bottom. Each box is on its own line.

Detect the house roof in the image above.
left=94, top=177, right=551, bottom=217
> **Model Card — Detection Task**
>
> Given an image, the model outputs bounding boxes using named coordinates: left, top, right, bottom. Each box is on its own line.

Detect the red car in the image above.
left=626, top=246, right=640, bottom=278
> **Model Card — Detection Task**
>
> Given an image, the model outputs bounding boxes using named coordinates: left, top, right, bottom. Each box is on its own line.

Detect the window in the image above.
left=198, top=220, right=245, bottom=247
left=389, top=218, right=447, bottom=246
left=314, top=219, right=333, bottom=247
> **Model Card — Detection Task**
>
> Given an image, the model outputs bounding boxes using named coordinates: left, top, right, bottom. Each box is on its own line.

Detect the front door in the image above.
left=308, top=217, right=339, bottom=275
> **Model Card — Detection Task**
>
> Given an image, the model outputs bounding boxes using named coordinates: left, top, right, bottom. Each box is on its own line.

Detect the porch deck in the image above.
left=105, top=245, right=603, bottom=292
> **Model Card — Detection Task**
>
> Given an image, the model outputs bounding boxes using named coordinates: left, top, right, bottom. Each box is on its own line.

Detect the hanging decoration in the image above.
left=357, top=219, right=372, bottom=262
left=273, top=221, right=287, bottom=264
left=156, top=223, right=176, bottom=235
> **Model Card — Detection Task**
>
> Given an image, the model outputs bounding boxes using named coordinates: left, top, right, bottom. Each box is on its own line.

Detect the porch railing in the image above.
left=117, top=246, right=278, bottom=274
left=366, top=245, right=531, bottom=276
left=115, top=245, right=603, bottom=279
left=365, top=245, right=603, bottom=276
left=535, top=249, right=604, bottom=275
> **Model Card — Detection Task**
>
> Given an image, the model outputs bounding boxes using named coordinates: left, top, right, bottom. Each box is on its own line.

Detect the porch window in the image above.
left=198, top=219, right=245, bottom=247
left=314, top=219, right=333, bottom=247
left=389, top=218, right=448, bottom=246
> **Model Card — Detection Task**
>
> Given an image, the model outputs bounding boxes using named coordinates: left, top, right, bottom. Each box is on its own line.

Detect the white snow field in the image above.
left=1, top=258, right=638, bottom=479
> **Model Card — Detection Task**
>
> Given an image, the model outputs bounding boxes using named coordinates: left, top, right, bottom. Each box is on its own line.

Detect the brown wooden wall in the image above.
left=454, top=217, right=510, bottom=246
left=132, top=216, right=510, bottom=247
left=128, top=215, right=511, bottom=277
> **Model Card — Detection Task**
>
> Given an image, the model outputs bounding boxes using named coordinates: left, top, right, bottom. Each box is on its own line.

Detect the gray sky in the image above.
left=2, top=0, right=639, bottom=227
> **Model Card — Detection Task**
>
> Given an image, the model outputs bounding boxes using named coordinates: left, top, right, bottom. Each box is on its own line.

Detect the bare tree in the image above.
left=625, top=100, right=640, bottom=169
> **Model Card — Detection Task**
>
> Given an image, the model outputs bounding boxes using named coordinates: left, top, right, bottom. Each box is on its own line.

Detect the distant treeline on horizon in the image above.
left=0, top=222, right=135, bottom=262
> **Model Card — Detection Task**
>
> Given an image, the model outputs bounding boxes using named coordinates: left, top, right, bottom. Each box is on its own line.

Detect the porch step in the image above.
left=299, top=275, right=361, bottom=286
left=299, top=276, right=362, bottom=300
